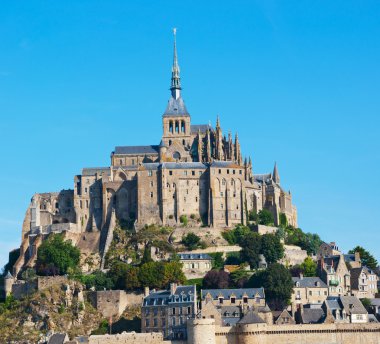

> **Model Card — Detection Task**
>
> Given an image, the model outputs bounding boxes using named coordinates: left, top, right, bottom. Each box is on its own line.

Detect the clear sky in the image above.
left=0, top=1, right=379, bottom=269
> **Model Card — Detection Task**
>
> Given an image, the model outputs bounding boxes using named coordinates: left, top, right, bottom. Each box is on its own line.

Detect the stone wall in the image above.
left=88, top=290, right=143, bottom=318
left=37, top=276, right=68, bottom=290
left=89, top=332, right=174, bottom=344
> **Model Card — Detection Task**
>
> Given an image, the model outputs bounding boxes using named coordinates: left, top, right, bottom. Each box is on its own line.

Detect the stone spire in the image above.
left=228, top=131, right=234, bottom=161
left=234, top=132, right=242, bottom=165
left=273, top=162, right=280, bottom=184
left=170, top=28, right=181, bottom=100
left=206, top=128, right=212, bottom=162
left=197, top=129, right=203, bottom=162
left=215, top=115, right=224, bottom=160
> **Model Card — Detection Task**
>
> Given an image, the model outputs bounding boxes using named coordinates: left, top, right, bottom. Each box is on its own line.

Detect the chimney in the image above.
left=144, top=287, right=150, bottom=297
left=354, top=251, right=361, bottom=263
left=170, top=283, right=177, bottom=295
left=299, top=273, right=304, bottom=280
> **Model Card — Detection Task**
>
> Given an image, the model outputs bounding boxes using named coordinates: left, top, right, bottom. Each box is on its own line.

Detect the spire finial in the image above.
left=216, top=115, right=220, bottom=128
left=273, top=161, right=280, bottom=184
left=170, top=28, right=181, bottom=99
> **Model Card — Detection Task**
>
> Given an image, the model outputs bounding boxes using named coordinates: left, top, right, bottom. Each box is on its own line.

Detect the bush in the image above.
left=209, top=252, right=225, bottom=269
left=257, top=209, right=274, bottom=226
left=222, top=225, right=251, bottom=245
left=248, top=210, right=258, bottom=222
left=168, top=214, right=174, bottom=219
left=180, top=215, right=188, bottom=226
left=190, top=214, right=196, bottom=220
left=225, top=252, right=242, bottom=265
left=36, top=233, right=80, bottom=275
left=182, top=232, right=201, bottom=250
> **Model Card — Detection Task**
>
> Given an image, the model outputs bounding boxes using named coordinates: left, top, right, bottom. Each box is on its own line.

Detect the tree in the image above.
left=222, top=225, right=251, bottom=245
left=125, top=267, right=140, bottom=290
left=209, top=252, right=225, bottom=269
left=78, top=270, right=114, bottom=290
left=348, top=246, right=378, bottom=270
left=163, top=261, right=186, bottom=286
left=240, top=232, right=262, bottom=268
left=203, top=270, right=230, bottom=289
left=300, top=257, right=317, bottom=277
left=230, top=269, right=250, bottom=288
left=247, top=263, right=293, bottom=310
left=108, top=261, right=129, bottom=289
left=36, top=234, right=80, bottom=275
left=261, top=234, right=284, bottom=264
left=361, top=298, right=372, bottom=311
left=182, top=232, right=201, bottom=250
left=257, top=209, right=274, bottom=226
left=138, top=262, right=165, bottom=289
left=141, top=244, right=153, bottom=264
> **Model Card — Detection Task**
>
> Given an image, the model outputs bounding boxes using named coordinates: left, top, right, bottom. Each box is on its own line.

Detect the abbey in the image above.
left=13, top=32, right=297, bottom=275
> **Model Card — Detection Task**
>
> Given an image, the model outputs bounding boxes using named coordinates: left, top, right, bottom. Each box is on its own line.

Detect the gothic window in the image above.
left=169, top=170, right=173, bottom=175
left=86, top=200, right=89, bottom=208
left=218, top=169, right=221, bottom=174
left=169, top=140, right=172, bottom=146
left=182, top=139, right=185, bottom=145
left=175, top=121, right=179, bottom=133
left=80, top=200, right=82, bottom=209
left=169, top=121, right=173, bottom=133
left=181, top=120, right=185, bottom=133
left=192, top=171, right=195, bottom=176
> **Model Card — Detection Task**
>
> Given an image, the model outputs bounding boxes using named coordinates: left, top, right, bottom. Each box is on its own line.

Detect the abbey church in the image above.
left=13, top=32, right=297, bottom=275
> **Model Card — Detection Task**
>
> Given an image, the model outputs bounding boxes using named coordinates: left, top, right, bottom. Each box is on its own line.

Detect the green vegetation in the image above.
left=349, top=246, right=378, bottom=270
left=300, top=257, right=317, bottom=277
left=247, top=263, right=293, bottom=310
left=360, top=298, right=372, bottom=311
left=284, top=227, right=323, bottom=255
left=36, top=233, right=80, bottom=275
left=222, top=225, right=251, bottom=245
left=203, top=270, right=230, bottom=289
left=261, top=233, right=284, bottom=264
left=257, top=209, right=274, bottom=225
left=179, top=215, right=188, bottom=226
left=182, top=232, right=201, bottom=250
left=209, top=252, right=225, bottom=269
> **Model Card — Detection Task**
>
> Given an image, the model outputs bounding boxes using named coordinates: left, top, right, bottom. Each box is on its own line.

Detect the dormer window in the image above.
left=243, top=297, right=248, bottom=304
left=230, top=297, right=236, bottom=304
left=219, top=297, right=224, bottom=304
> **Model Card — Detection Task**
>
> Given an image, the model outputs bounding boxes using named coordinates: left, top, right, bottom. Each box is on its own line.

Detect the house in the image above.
left=200, top=288, right=272, bottom=326
left=141, top=283, right=197, bottom=340
left=178, top=253, right=212, bottom=278
left=318, top=255, right=351, bottom=296
left=297, top=306, right=327, bottom=324
left=323, top=296, right=368, bottom=323
left=350, top=266, right=378, bottom=299
left=344, top=252, right=361, bottom=269
left=317, top=242, right=341, bottom=260
left=369, top=298, right=380, bottom=319
left=291, top=276, right=328, bottom=309
left=272, top=310, right=296, bottom=325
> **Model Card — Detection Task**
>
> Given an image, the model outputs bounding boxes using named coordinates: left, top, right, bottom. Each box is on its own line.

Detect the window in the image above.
left=233, top=170, right=235, bottom=174
left=169, top=140, right=172, bottom=146
left=309, top=291, right=312, bottom=296
left=219, top=297, right=224, bottom=304
left=172, top=308, right=176, bottom=315
left=169, top=170, right=173, bottom=175
left=220, top=192, right=223, bottom=197
left=221, top=204, right=223, bottom=209
left=119, top=159, right=122, bottom=165
left=132, top=159, right=135, bottom=165
left=218, top=169, right=221, bottom=174
left=243, top=297, right=248, bottom=304
left=148, top=170, right=153, bottom=176
left=153, top=319, right=158, bottom=327
left=188, top=306, right=191, bottom=314
left=182, top=139, right=186, bottom=145
left=85, top=188, right=88, bottom=193
left=183, top=171, right=188, bottom=176
left=80, top=200, right=82, bottom=209
left=239, top=170, right=242, bottom=175
left=192, top=171, right=195, bottom=176
left=150, top=192, right=154, bottom=198
left=86, top=200, right=89, bottom=208
left=231, top=297, right=236, bottom=304
left=195, top=197, right=198, bottom=202
left=222, top=179, right=226, bottom=186
left=227, top=169, right=229, bottom=174
left=150, top=181, right=154, bottom=187
left=145, top=319, right=150, bottom=327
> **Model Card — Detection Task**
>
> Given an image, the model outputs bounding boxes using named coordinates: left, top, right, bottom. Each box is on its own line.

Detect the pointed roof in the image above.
left=272, top=162, right=280, bottom=184
left=170, top=28, right=181, bottom=99
left=238, top=309, right=266, bottom=324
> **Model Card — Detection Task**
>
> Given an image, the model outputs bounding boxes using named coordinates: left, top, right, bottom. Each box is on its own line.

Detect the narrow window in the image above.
left=150, top=192, right=154, bottom=198
left=243, top=297, right=248, bottom=304
left=169, top=170, right=173, bottom=175
left=192, top=171, right=195, bottom=176
left=231, top=297, right=236, bottom=304
left=119, top=159, right=122, bottom=165
left=219, top=169, right=221, bottom=174
left=148, top=170, right=153, bottom=176
left=132, top=159, right=135, bottom=165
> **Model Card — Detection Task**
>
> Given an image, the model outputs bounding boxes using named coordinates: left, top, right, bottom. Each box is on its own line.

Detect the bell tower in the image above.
left=162, top=29, right=191, bottom=159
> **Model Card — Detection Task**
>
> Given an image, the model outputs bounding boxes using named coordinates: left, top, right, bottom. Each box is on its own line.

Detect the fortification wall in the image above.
left=89, top=332, right=174, bottom=344
left=37, top=276, right=68, bottom=290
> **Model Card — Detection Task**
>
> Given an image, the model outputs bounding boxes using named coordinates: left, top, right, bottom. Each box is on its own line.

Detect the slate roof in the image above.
left=142, top=163, right=160, bottom=171
left=161, top=162, right=207, bottom=170
left=238, top=310, right=266, bottom=324
left=301, top=308, right=325, bottom=324
left=190, top=124, right=212, bottom=134
left=48, top=333, right=68, bottom=344
left=344, top=254, right=356, bottom=264
left=370, top=298, right=380, bottom=306
left=163, top=96, right=189, bottom=116
left=211, top=161, right=241, bottom=168
left=82, top=167, right=110, bottom=176
left=178, top=253, right=211, bottom=260
left=325, top=296, right=367, bottom=315
left=350, top=266, right=377, bottom=280
left=253, top=174, right=271, bottom=183
left=114, top=145, right=159, bottom=155
left=201, top=288, right=265, bottom=300
left=292, top=277, right=328, bottom=288
left=369, top=314, right=379, bottom=323
left=143, top=285, right=196, bottom=306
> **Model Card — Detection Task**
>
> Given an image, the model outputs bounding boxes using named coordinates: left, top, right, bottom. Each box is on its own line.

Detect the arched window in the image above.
left=182, top=139, right=186, bottom=146
left=175, top=121, right=179, bottom=133
left=181, top=120, right=185, bottom=133
left=169, top=121, right=173, bottom=133
left=169, top=140, right=172, bottom=146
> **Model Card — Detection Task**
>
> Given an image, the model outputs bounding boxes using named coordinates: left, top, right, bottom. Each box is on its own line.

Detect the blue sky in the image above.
left=0, top=1, right=379, bottom=268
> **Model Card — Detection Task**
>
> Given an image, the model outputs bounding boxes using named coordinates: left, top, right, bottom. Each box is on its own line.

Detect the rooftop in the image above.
left=114, top=145, right=159, bottom=155
left=201, top=288, right=265, bottom=300
left=292, top=277, right=328, bottom=288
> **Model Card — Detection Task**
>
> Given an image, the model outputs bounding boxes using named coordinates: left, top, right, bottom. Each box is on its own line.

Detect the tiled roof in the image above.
left=370, top=298, right=380, bottom=306
left=48, top=333, right=68, bottom=344
left=201, top=288, right=265, bottom=300
left=114, top=145, right=159, bottom=155
left=253, top=174, right=271, bottom=183
left=82, top=167, right=110, bottom=176
left=142, top=163, right=160, bottom=171
left=326, top=296, right=367, bottom=315
left=344, top=254, right=356, bottom=263
left=292, top=277, right=328, bottom=288
left=163, top=96, right=189, bottom=116
left=178, top=253, right=211, bottom=260
left=211, top=161, right=241, bottom=168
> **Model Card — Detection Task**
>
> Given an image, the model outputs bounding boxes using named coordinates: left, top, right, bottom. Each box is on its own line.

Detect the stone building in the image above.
left=318, top=254, right=351, bottom=296
left=141, top=283, right=197, bottom=340
left=317, top=242, right=341, bottom=260
left=350, top=266, right=379, bottom=299
left=178, top=253, right=212, bottom=278
left=323, top=296, right=369, bottom=323
left=291, top=276, right=329, bottom=309
left=13, top=31, right=297, bottom=276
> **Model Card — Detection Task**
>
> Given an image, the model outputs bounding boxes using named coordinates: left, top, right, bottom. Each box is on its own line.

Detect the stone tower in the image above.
left=161, top=28, right=192, bottom=159
left=4, top=271, right=14, bottom=297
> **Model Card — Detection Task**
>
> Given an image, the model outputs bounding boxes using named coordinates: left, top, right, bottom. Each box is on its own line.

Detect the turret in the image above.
left=215, top=116, right=224, bottom=160
left=272, top=162, right=280, bottom=184
left=159, top=139, right=167, bottom=162
left=197, top=129, right=203, bottom=162
left=234, top=132, right=242, bottom=165
left=4, top=271, right=14, bottom=297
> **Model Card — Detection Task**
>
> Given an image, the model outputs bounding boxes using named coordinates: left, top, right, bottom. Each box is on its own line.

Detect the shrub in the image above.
left=190, top=214, right=196, bottom=220
left=182, top=232, right=201, bottom=250
left=248, top=210, right=257, bottom=222
left=180, top=215, right=188, bottom=226
left=203, top=270, right=230, bottom=289
left=257, top=209, right=274, bottom=226
left=209, top=252, right=225, bottom=269
left=168, top=214, right=174, bottom=219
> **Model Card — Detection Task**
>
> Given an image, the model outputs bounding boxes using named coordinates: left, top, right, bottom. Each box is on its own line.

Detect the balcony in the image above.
left=329, top=279, right=339, bottom=286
